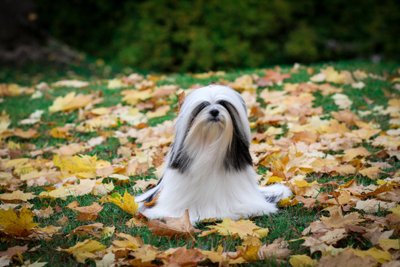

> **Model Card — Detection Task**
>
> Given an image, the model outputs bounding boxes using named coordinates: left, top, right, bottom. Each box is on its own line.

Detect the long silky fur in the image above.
left=136, top=85, right=292, bottom=222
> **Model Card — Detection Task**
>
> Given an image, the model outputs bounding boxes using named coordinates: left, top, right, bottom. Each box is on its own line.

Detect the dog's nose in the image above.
left=210, top=109, right=219, bottom=117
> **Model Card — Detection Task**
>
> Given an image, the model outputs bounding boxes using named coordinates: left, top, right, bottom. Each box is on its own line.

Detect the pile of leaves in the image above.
left=0, top=62, right=399, bottom=266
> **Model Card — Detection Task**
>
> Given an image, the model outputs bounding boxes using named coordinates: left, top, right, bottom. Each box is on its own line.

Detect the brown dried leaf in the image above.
left=67, top=202, right=103, bottom=221
left=161, top=247, right=205, bottom=267
left=318, top=249, right=377, bottom=267
left=258, top=238, right=291, bottom=260
left=320, top=207, right=364, bottom=228
left=147, top=209, right=199, bottom=239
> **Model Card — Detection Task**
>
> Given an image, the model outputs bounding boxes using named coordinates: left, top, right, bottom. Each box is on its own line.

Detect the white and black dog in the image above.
left=136, top=85, right=291, bottom=222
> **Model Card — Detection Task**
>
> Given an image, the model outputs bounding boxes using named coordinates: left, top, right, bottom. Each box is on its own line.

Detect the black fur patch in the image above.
left=143, top=189, right=159, bottom=204
left=188, top=101, right=211, bottom=129
left=169, top=101, right=210, bottom=173
left=217, top=100, right=252, bottom=171
left=265, top=195, right=278, bottom=203
left=169, top=149, right=192, bottom=173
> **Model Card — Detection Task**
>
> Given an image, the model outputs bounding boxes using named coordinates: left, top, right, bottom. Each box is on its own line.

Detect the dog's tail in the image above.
left=259, top=184, right=292, bottom=203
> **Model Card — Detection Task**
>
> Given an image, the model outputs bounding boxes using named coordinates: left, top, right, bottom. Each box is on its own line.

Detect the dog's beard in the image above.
left=183, top=110, right=233, bottom=172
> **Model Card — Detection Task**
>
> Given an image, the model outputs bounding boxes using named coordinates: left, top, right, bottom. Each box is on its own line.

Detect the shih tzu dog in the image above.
left=136, top=85, right=291, bottom=222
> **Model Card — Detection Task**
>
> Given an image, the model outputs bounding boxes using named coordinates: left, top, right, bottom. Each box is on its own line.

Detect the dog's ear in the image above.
left=177, top=90, right=186, bottom=113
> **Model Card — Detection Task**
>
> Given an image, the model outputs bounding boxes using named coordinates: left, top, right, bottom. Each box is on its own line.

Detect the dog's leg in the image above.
left=259, top=184, right=292, bottom=203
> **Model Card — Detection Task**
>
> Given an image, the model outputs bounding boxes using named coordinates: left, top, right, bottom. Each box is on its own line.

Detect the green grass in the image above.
left=0, top=60, right=399, bottom=266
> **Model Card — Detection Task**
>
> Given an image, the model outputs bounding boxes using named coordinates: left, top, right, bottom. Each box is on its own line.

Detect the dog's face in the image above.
left=168, top=85, right=253, bottom=173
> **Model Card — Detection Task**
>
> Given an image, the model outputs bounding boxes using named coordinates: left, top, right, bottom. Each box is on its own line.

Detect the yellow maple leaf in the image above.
left=351, top=248, right=392, bottom=264
left=359, top=166, right=381, bottom=180
left=0, top=208, right=38, bottom=236
left=53, top=154, right=108, bottom=179
left=237, top=236, right=262, bottom=262
left=39, top=179, right=96, bottom=199
left=146, top=105, right=170, bottom=119
left=289, top=254, right=317, bottom=267
left=266, top=176, right=284, bottom=184
left=322, top=67, right=354, bottom=84
left=200, top=218, right=268, bottom=239
left=107, top=78, right=126, bottom=89
left=49, top=92, right=94, bottom=113
left=112, top=232, right=143, bottom=251
left=293, top=179, right=318, bottom=188
left=58, top=239, right=106, bottom=263
left=105, top=190, right=138, bottom=215
left=278, top=197, right=298, bottom=207
left=379, top=239, right=400, bottom=251
left=121, top=89, right=152, bottom=105
left=342, top=147, right=370, bottom=162
left=389, top=205, right=400, bottom=217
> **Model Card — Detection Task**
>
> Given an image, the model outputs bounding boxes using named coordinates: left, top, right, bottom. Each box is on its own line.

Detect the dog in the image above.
left=136, top=85, right=291, bottom=222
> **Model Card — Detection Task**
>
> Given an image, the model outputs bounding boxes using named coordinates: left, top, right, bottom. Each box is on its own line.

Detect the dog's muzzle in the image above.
left=208, top=109, right=220, bottom=122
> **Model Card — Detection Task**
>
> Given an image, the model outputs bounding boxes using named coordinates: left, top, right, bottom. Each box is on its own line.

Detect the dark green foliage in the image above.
left=35, top=0, right=400, bottom=72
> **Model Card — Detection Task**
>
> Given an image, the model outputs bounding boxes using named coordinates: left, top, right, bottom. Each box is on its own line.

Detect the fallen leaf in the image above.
left=148, top=209, right=199, bottom=239
left=320, top=207, right=364, bottom=228
left=53, top=154, right=107, bottom=179
left=161, top=247, right=205, bottom=266
left=355, top=199, right=396, bottom=213
left=19, top=110, right=44, bottom=125
left=68, top=202, right=103, bottom=221
left=379, top=239, right=400, bottom=251
left=332, top=93, right=352, bottom=109
left=0, top=190, right=35, bottom=202
left=258, top=238, right=291, bottom=260
left=39, top=179, right=98, bottom=199
left=32, top=206, right=54, bottom=219
left=232, top=236, right=261, bottom=262
left=0, top=245, right=28, bottom=258
left=12, top=128, right=39, bottom=139
left=49, top=92, right=95, bottom=113
left=322, top=67, right=354, bottom=84
left=70, top=223, right=114, bottom=239
left=351, top=247, right=392, bottom=264
left=389, top=205, right=400, bottom=217
left=342, top=147, right=370, bottom=162
left=52, top=80, right=89, bottom=88
left=289, top=254, right=317, bottom=267
left=310, top=73, right=326, bottom=83
left=318, top=249, right=377, bottom=267
left=319, top=228, right=347, bottom=244
left=359, top=166, right=381, bottom=179
left=112, top=233, right=142, bottom=253
left=200, top=218, right=269, bottom=239
left=95, top=252, right=115, bottom=267
left=49, top=127, right=71, bottom=139
left=105, top=190, right=138, bottom=216
left=201, top=246, right=246, bottom=265
left=146, top=105, right=170, bottom=119
left=0, top=208, right=38, bottom=237
left=121, top=89, right=152, bottom=105
left=130, top=245, right=159, bottom=265
left=0, top=256, right=9, bottom=267
left=29, top=225, right=61, bottom=239
left=58, top=239, right=106, bottom=263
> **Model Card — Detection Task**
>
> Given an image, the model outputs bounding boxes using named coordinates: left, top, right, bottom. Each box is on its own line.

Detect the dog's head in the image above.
left=169, top=85, right=252, bottom=173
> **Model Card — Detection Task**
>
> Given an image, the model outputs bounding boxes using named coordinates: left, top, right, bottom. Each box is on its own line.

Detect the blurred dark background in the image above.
left=1, top=0, right=399, bottom=72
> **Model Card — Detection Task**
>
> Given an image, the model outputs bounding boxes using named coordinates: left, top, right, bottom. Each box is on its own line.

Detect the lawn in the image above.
left=0, top=61, right=399, bottom=266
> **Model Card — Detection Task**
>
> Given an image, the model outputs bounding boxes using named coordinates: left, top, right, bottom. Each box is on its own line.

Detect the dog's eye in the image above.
left=217, top=100, right=235, bottom=112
